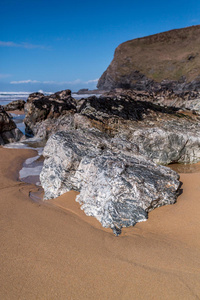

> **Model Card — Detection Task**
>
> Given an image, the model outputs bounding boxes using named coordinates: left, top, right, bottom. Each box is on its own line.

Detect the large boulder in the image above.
left=24, top=90, right=76, bottom=136
left=0, top=106, right=23, bottom=145
left=76, top=95, right=200, bottom=165
left=37, top=90, right=200, bottom=235
left=40, top=129, right=180, bottom=235
left=3, top=99, right=25, bottom=111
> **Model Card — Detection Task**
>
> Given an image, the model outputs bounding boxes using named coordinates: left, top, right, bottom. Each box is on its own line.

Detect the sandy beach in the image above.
left=0, top=147, right=200, bottom=299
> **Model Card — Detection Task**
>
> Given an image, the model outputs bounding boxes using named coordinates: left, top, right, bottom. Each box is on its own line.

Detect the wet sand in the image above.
left=1, top=147, right=200, bottom=299
left=8, top=109, right=25, bottom=115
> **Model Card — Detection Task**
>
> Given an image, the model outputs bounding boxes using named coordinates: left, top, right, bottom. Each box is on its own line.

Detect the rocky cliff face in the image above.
left=0, top=106, right=23, bottom=145
left=97, top=25, right=200, bottom=92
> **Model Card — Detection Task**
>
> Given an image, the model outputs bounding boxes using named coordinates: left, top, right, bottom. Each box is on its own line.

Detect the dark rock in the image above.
left=77, top=88, right=89, bottom=94
left=3, top=99, right=25, bottom=111
left=24, top=89, right=76, bottom=136
left=102, top=89, right=200, bottom=115
left=76, top=89, right=104, bottom=95
left=0, top=106, right=23, bottom=145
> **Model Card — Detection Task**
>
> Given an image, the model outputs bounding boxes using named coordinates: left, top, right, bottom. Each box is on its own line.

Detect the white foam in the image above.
left=0, top=92, right=31, bottom=95
left=4, top=141, right=44, bottom=184
left=20, top=165, right=43, bottom=178
left=25, top=155, right=40, bottom=165
left=4, top=142, right=30, bottom=149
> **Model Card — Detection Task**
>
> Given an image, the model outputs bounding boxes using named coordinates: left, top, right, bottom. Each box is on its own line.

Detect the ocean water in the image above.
left=0, top=91, right=99, bottom=106
left=0, top=91, right=52, bottom=106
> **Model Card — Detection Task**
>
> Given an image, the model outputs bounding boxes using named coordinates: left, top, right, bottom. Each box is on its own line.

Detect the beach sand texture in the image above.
left=0, top=147, right=200, bottom=299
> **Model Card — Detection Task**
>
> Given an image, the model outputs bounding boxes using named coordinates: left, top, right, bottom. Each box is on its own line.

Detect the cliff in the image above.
left=97, top=25, right=200, bottom=92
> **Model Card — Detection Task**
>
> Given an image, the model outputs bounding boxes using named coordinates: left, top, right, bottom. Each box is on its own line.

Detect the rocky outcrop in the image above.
left=3, top=99, right=25, bottom=111
left=0, top=106, right=23, bottom=145
left=77, top=95, right=200, bottom=164
left=103, top=89, right=200, bottom=114
left=97, top=25, right=200, bottom=92
left=24, top=90, right=76, bottom=136
left=40, top=129, right=180, bottom=235
left=24, top=91, right=178, bottom=139
left=25, top=91, right=200, bottom=164
left=36, top=88, right=200, bottom=234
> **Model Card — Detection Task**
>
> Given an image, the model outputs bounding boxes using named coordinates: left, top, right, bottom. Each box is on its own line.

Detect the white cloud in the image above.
left=42, top=79, right=82, bottom=85
left=85, top=78, right=99, bottom=84
left=0, top=41, right=46, bottom=49
left=11, top=79, right=40, bottom=84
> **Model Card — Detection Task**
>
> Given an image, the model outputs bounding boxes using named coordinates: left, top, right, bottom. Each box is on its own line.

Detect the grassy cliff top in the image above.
left=108, top=25, right=200, bottom=83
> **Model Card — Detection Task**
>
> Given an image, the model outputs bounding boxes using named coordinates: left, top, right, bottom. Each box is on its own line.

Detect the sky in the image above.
left=1, top=0, right=200, bottom=93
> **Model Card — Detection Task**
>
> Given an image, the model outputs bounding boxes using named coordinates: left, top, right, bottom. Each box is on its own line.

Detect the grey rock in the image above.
left=75, top=153, right=179, bottom=235
left=128, top=127, right=200, bottom=165
left=115, top=113, right=200, bottom=165
left=40, top=129, right=180, bottom=235
left=29, top=113, right=76, bottom=140
left=40, top=129, right=109, bottom=199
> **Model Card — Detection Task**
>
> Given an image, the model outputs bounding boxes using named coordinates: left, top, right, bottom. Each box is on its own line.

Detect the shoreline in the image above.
left=9, top=109, right=25, bottom=115
left=1, top=147, right=200, bottom=299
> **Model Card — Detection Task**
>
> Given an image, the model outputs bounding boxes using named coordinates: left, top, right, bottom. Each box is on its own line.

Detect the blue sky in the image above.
left=1, top=0, right=200, bottom=92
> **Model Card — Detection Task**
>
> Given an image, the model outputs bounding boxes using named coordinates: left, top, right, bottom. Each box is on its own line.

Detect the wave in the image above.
left=0, top=91, right=53, bottom=97
left=0, top=91, right=53, bottom=105
left=0, top=91, right=31, bottom=95
left=0, top=91, right=100, bottom=105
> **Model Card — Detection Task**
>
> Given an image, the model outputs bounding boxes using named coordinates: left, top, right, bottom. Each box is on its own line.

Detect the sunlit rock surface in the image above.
left=40, top=129, right=180, bottom=235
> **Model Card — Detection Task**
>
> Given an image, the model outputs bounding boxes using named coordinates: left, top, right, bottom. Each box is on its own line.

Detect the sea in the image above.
left=0, top=91, right=52, bottom=106
left=0, top=91, right=98, bottom=106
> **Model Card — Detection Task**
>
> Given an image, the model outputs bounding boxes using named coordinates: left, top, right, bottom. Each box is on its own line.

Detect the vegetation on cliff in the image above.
left=97, top=25, right=200, bottom=91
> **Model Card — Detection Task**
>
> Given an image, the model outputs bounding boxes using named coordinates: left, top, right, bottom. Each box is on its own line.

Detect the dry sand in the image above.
left=0, top=147, right=200, bottom=299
